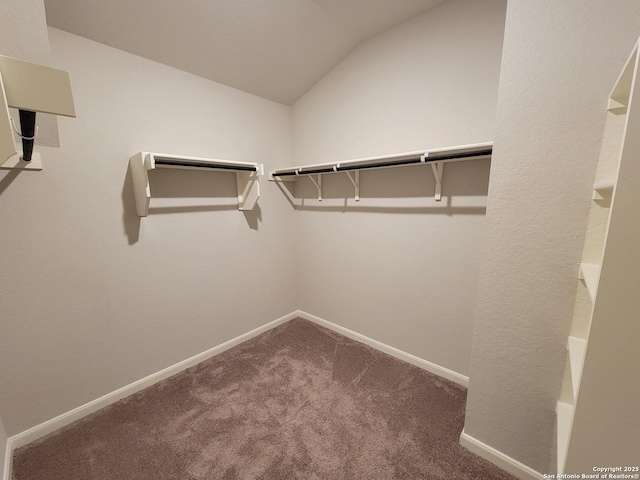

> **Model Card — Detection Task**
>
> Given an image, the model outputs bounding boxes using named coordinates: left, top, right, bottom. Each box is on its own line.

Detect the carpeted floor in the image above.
left=13, top=318, right=516, bottom=479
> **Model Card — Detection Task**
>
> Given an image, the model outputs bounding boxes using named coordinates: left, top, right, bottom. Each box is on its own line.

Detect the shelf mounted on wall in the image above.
left=0, top=55, right=76, bottom=170
left=129, top=152, right=264, bottom=216
left=269, top=142, right=492, bottom=202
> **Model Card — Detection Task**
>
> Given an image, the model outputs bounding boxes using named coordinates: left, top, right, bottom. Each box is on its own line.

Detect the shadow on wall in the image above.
left=0, top=169, right=21, bottom=195
left=274, top=158, right=491, bottom=215
left=121, top=166, right=261, bottom=244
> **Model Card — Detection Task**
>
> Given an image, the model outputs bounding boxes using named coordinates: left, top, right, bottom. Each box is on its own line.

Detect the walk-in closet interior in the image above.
left=1, top=1, right=639, bottom=479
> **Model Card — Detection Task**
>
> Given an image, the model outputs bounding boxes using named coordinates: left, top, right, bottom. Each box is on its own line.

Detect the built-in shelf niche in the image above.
left=556, top=37, right=640, bottom=475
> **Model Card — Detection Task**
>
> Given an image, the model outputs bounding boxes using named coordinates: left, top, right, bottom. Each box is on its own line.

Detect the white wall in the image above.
left=0, top=0, right=59, bottom=148
left=0, top=0, right=50, bottom=64
left=0, top=28, right=297, bottom=435
left=291, top=0, right=506, bottom=377
left=464, top=0, right=640, bottom=473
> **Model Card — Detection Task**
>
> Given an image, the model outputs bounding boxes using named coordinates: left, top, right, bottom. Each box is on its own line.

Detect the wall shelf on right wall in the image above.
left=269, top=142, right=492, bottom=202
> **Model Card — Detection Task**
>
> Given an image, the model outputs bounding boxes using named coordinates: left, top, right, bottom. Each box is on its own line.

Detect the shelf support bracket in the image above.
left=309, top=174, right=323, bottom=201
left=344, top=170, right=360, bottom=201
left=430, top=161, right=443, bottom=202
left=237, top=164, right=263, bottom=211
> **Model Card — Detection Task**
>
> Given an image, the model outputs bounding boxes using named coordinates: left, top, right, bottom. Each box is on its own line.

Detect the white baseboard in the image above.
left=295, top=310, right=469, bottom=388
left=7, top=311, right=298, bottom=453
left=459, top=430, right=544, bottom=480
left=2, top=438, right=11, bottom=480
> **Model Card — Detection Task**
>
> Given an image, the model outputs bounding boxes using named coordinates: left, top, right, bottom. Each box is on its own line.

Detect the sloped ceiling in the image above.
left=43, top=0, right=447, bottom=105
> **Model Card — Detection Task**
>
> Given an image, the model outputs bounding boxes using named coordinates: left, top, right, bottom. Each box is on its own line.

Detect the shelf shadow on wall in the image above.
left=274, top=158, right=490, bottom=215
left=122, top=166, right=261, bottom=244
left=0, top=169, right=21, bottom=195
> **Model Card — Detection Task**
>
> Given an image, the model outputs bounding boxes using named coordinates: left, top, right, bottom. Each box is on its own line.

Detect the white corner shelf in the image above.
left=129, top=152, right=263, bottom=216
left=556, top=400, right=574, bottom=474
left=578, top=263, right=601, bottom=303
left=608, top=43, right=636, bottom=114
left=567, top=336, right=586, bottom=400
left=592, top=179, right=615, bottom=200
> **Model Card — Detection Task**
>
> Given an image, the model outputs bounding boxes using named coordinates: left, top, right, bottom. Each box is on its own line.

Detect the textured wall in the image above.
left=0, top=0, right=50, bottom=64
left=0, top=0, right=55, bottom=447
left=0, top=28, right=297, bottom=435
left=0, top=413, right=6, bottom=480
left=0, top=0, right=59, bottom=147
left=291, top=0, right=507, bottom=377
left=464, top=0, right=640, bottom=473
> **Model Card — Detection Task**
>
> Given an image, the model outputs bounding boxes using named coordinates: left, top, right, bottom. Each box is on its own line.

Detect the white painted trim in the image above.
left=7, top=311, right=298, bottom=451
left=459, top=430, right=544, bottom=480
left=295, top=310, right=469, bottom=387
left=2, top=437, right=11, bottom=480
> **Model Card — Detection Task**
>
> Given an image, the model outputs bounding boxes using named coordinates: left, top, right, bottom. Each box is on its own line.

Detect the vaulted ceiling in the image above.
left=43, top=0, right=447, bottom=105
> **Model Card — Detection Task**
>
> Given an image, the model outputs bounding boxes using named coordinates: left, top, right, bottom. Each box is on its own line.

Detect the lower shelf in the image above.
left=567, top=336, right=586, bottom=400
left=579, top=263, right=601, bottom=303
left=556, top=401, right=574, bottom=474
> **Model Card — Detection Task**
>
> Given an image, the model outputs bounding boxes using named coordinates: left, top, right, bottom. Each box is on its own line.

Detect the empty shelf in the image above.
left=567, top=336, right=586, bottom=400
left=270, top=142, right=492, bottom=202
left=579, top=263, right=601, bottom=303
left=556, top=400, right=574, bottom=474
left=129, top=152, right=263, bottom=216
left=592, top=179, right=615, bottom=200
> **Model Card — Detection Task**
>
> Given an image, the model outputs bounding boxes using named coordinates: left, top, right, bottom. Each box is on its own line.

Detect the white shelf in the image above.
left=608, top=42, right=637, bottom=112
left=129, top=152, right=263, bottom=216
left=592, top=179, right=615, bottom=200
left=579, top=263, right=601, bottom=303
left=556, top=401, right=574, bottom=474
left=270, top=142, right=492, bottom=202
left=567, top=336, right=586, bottom=400
left=559, top=37, right=640, bottom=475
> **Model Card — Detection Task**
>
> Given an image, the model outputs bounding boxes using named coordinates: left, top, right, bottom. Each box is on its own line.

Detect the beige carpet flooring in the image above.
left=13, top=318, right=516, bottom=479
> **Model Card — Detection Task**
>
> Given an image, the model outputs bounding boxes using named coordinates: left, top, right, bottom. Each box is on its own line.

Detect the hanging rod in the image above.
left=153, top=156, right=258, bottom=172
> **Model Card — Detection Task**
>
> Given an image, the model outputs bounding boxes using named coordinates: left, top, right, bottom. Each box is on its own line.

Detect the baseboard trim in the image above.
left=295, top=310, right=469, bottom=388
left=459, top=430, right=544, bottom=480
left=7, top=311, right=299, bottom=452
left=2, top=437, right=11, bottom=480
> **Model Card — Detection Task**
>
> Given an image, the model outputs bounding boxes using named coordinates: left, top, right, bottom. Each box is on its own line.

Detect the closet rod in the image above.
left=154, top=158, right=258, bottom=172
left=274, top=147, right=492, bottom=177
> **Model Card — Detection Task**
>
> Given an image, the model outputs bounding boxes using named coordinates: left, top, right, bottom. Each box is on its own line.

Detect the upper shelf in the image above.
left=608, top=42, right=638, bottom=114
left=270, top=142, right=492, bottom=202
left=129, top=152, right=263, bottom=216
left=592, top=179, right=615, bottom=200
left=271, top=142, right=492, bottom=179
left=579, top=263, right=601, bottom=303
